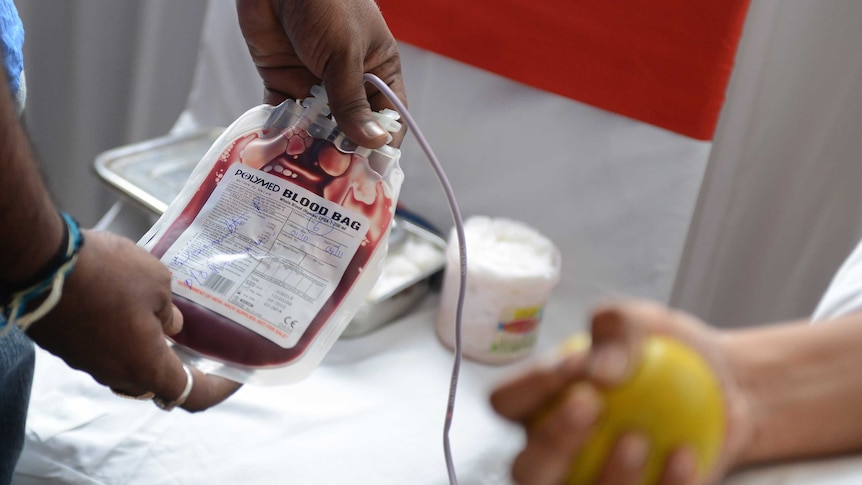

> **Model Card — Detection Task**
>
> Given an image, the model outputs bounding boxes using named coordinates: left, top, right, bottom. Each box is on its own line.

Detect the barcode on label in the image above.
left=202, top=273, right=234, bottom=295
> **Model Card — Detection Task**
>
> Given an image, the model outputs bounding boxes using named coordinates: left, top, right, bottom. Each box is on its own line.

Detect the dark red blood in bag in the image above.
left=150, top=128, right=393, bottom=367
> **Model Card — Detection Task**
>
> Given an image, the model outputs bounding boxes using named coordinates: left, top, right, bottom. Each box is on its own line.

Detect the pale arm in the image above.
left=492, top=300, right=862, bottom=485
left=726, top=312, right=862, bottom=466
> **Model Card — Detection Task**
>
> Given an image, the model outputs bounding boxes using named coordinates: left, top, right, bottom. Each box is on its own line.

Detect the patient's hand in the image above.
left=490, top=300, right=753, bottom=485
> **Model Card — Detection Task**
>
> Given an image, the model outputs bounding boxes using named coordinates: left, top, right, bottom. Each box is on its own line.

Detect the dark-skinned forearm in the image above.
left=0, top=80, right=64, bottom=289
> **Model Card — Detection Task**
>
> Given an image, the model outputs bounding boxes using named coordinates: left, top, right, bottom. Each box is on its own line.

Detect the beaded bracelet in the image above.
left=0, top=212, right=84, bottom=336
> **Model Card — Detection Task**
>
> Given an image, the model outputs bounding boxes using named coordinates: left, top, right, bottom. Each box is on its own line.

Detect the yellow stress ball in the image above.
left=557, top=334, right=725, bottom=485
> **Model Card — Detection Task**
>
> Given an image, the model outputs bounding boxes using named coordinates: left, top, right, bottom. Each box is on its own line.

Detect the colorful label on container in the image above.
left=489, top=305, right=544, bottom=355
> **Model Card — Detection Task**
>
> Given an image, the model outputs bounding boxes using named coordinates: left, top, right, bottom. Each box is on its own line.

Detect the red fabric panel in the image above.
left=378, top=0, right=750, bottom=140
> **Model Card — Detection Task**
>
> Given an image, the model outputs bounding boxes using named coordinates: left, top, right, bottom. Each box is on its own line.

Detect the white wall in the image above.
left=16, top=0, right=207, bottom=227
left=673, top=0, right=862, bottom=327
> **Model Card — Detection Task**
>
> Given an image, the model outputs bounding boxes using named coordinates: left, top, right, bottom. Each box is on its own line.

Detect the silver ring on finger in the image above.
left=152, top=364, right=194, bottom=411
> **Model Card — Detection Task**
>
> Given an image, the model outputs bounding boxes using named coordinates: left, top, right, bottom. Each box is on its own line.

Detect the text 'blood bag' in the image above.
left=140, top=87, right=403, bottom=384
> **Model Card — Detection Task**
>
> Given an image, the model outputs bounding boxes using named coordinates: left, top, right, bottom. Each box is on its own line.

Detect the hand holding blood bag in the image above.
left=140, top=89, right=403, bottom=385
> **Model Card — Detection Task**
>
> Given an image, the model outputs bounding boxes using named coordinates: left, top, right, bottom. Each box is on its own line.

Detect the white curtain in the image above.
left=672, top=0, right=862, bottom=327
left=15, top=0, right=207, bottom=227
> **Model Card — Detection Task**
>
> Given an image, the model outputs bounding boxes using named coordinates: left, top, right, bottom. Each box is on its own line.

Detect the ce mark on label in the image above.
left=284, top=317, right=299, bottom=329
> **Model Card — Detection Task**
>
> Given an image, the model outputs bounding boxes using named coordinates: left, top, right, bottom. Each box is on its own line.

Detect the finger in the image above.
left=600, top=298, right=688, bottom=336
left=180, top=368, right=242, bottom=412
left=103, top=351, right=183, bottom=405
left=490, top=352, right=587, bottom=421
left=512, top=442, right=572, bottom=485
left=322, top=55, right=390, bottom=149
left=658, top=447, right=698, bottom=485
left=366, top=75, right=408, bottom=147
left=586, top=304, right=647, bottom=386
left=235, top=0, right=320, bottom=105
left=259, top=67, right=320, bottom=105
left=593, top=433, right=650, bottom=485
left=160, top=304, right=183, bottom=337
left=512, top=385, right=603, bottom=485
left=143, top=343, right=199, bottom=409
left=236, top=0, right=281, bottom=44
left=143, top=345, right=240, bottom=412
left=367, top=74, right=407, bottom=114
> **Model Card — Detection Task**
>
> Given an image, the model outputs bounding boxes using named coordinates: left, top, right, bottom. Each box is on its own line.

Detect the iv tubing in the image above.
left=363, top=73, right=467, bottom=485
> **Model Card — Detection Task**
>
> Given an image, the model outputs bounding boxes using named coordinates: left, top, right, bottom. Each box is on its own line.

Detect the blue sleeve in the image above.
left=0, top=0, right=24, bottom=96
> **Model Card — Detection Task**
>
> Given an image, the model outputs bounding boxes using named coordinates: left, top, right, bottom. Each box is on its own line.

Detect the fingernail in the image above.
left=362, top=120, right=386, bottom=139
left=621, top=434, right=650, bottom=469
left=589, top=345, right=628, bottom=384
left=562, top=384, right=603, bottom=427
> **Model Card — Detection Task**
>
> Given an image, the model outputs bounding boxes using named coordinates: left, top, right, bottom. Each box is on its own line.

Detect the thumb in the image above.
left=586, top=303, right=647, bottom=387
left=322, top=60, right=389, bottom=149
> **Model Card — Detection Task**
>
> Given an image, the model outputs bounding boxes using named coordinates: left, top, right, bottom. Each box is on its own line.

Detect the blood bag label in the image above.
left=161, top=163, right=369, bottom=348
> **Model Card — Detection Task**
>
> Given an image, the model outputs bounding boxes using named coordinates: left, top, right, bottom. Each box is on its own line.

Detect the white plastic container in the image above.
left=436, top=216, right=561, bottom=365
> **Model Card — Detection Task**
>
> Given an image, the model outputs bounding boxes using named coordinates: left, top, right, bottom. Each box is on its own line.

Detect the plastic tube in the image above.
left=362, top=73, right=467, bottom=485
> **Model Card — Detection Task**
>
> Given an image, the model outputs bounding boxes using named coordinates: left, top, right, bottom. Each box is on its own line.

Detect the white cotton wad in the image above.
left=436, top=216, right=561, bottom=364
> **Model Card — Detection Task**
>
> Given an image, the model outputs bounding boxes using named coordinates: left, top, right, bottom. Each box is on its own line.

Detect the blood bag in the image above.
left=140, top=86, right=403, bottom=384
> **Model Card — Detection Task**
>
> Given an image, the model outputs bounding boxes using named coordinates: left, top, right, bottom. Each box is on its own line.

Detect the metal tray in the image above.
left=340, top=217, right=446, bottom=338
left=94, top=128, right=224, bottom=214
left=93, top=128, right=446, bottom=338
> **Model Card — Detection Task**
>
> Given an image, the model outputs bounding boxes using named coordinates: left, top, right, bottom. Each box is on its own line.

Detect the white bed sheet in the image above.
left=16, top=293, right=862, bottom=485
left=16, top=298, right=524, bottom=485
